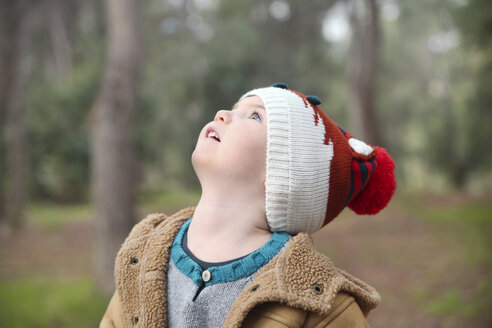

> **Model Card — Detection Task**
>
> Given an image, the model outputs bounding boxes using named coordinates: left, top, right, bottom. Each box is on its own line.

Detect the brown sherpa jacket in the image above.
left=100, top=207, right=381, bottom=328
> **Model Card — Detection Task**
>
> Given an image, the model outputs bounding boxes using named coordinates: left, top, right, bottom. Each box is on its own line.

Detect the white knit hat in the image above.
left=240, top=83, right=397, bottom=234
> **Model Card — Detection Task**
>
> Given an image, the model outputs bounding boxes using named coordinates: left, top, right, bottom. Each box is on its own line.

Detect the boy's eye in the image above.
left=250, top=112, right=262, bottom=122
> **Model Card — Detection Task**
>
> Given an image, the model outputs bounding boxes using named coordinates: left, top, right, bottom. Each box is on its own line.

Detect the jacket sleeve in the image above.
left=100, top=290, right=126, bottom=328
left=304, top=293, right=372, bottom=328
left=242, top=293, right=372, bottom=328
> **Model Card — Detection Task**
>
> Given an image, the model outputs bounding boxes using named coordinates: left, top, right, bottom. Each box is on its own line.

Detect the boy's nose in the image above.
left=214, top=110, right=232, bottom=123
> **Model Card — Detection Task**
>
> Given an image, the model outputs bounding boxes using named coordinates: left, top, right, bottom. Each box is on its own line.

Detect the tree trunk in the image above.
left=47, top=0, right=73, bottom=81
left=0, top=0, right=32, bottom=234
left=90, top=0, right=141, bottom=296
left=347, top=0, right=382, bottom=145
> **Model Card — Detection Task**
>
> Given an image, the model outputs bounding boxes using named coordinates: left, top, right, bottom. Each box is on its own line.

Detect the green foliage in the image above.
left=17, top=1, right=104, bottom=203
left=377, top=0, right=490, bottom=189
left=455, top=0, right=492, bottom=47
left=27, top=61, right=101, bottom=202
left=13, top=0, right=492, bottom=203
left=0, top=276, right=108, bottom=328
left=453, top=0, right=492, bottom=177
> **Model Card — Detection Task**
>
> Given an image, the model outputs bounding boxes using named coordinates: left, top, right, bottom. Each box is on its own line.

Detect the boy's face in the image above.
left=192, top=95, right=267, bottom=188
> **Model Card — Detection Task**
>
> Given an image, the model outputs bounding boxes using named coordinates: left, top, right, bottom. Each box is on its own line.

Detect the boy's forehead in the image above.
left=232, top=95, right=265, bottom=111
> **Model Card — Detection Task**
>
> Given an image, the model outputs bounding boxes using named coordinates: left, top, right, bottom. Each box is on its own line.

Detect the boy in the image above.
left=100, top=83, right=396, bottom=327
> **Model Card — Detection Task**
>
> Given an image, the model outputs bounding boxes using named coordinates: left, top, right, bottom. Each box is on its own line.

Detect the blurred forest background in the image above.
left=0, top=0, right=491, bottom=327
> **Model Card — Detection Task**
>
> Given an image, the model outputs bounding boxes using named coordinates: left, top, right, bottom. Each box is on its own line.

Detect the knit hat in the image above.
left=240, top=83, right=397, bottom=234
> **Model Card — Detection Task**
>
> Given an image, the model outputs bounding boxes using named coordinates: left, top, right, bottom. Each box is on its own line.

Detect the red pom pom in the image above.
left=348, top=146, right=396, bottom=215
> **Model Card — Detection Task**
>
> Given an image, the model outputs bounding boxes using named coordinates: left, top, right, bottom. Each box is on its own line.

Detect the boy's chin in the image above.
left=190, top=151, right=200, bottom=171
left=190, top=152, right=218, bottom=176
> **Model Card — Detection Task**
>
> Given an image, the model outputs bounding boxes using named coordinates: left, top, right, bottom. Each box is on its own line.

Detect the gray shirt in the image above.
left=166, top=218, right=291, bottom=328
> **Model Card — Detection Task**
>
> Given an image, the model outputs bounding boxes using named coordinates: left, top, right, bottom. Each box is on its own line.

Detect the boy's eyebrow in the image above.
left=231, top=102, right=266, bottom=111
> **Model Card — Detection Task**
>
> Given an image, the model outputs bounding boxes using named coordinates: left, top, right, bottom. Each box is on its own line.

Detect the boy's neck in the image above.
left=186, top=192, right=272, bottom=263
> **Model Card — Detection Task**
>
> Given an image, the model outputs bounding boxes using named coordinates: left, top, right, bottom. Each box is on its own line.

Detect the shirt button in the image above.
left=202, top=270, right=211, bottom=282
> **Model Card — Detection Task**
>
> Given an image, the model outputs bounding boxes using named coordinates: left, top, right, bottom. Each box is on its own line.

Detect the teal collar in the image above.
left=171, top=218, right=290, bottom=287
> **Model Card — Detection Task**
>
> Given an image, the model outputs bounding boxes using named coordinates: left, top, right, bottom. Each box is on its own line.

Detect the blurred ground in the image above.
left=313, top=192, right=491, bottom=328
left=0, top=191, right=491, bottom=327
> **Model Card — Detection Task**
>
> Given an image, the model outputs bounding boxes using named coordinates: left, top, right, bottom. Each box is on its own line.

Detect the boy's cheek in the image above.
left=228, top=135, right=266, bottom=153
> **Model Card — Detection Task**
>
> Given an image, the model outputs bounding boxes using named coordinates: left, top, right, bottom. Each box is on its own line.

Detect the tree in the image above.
left=347, top=0, right=382, bottom=145
left=0, top=0, right=34, bottom=233
left=90, top=0, right=141, bottom=296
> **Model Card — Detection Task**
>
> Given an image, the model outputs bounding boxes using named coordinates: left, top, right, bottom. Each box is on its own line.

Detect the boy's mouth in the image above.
left=206, top=127, right=221, bottom=142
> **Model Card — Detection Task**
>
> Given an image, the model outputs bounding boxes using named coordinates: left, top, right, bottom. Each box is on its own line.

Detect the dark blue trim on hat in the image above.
left=367, top=160, right=376, bottom=185
left=337, top=125, right=347, bottom=136
left=345, top=168, right=354, bottom=207
left=271, top=82, right=288, bottom=89
left=171, top=218, right=290, bottom=287
left=357, top=162, right=369, bottom=197
left=306, top=95, right=322, bottom=106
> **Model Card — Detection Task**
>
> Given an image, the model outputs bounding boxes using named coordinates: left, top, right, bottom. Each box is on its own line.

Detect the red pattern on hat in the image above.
left=289, top=88, right=396, bottom=227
